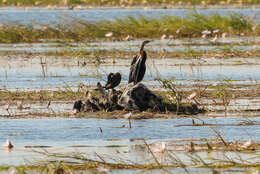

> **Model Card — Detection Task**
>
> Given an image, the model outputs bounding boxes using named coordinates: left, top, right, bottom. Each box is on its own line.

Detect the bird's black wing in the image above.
left=112, top=73, right=121, bottom=88
left=128, top=55, right=138, bottom=83
left=134, top=57, right=142, bottom=83
left=131, top=55, right=138, bottom=66
left=105, top=73, right=113, bottom=89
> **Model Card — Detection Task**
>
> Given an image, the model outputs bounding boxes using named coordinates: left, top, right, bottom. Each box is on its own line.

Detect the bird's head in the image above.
left=142, top=40, right=152, bottom=46
left=107, top=73, right=114, bottom=81
left=140, top=40, right=152, bottom=54
left=143, top=40, right=152, bottom=45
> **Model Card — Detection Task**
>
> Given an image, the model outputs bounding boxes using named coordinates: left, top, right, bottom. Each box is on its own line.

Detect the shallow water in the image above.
left=1, top=55, right=260, bottom=90
left=0, top=117, right=259, bottom=165
left=0, top=43, right=259, bottom=53
left=0, top=38, right=259, bottom=53
left=0, top=7, right=260, bottom=25
left=0, top=7, right=259, bottom=170
left=1, top=36, right=260, bottom=48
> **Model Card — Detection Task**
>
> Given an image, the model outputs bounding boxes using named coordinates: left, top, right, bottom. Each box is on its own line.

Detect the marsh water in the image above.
left=1, top=117, right=260, bottom=166
left=1, top=55, right=260, bottom=90
left=0, top=7, right=260, bottom=170
left=0, top=40, right=260, bottom=53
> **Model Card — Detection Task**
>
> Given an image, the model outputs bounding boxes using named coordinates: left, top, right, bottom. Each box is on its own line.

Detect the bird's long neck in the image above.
left=139, top=42, right=147, bottom=61
left=140, top=42, right=146, bottom=51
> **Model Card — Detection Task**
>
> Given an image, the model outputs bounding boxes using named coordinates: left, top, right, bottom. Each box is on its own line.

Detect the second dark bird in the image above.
left=128, top=40, right=151, bottom=85
left=105, top=72, right=121, bottom=90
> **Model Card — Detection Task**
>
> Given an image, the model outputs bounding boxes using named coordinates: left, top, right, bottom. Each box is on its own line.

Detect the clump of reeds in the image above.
left=0, top=13, right=258, bottom=43
left=209, top=77, right=233, bottom=114
left=1, top=0, right=260, bottom=6
left=158, top=78, right=183, bottom=114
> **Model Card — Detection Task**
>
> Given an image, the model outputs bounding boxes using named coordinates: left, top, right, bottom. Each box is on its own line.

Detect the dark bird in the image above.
left=105, top=72, right=121, bottom=90
left=128, top=40, right=151, bottom=85
left=72, top=100, right=84, bottom=114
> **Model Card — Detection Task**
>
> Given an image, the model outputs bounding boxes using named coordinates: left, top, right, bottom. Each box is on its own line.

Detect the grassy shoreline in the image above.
left=0, top=13, right=259, bottom=43
left=47, top=48, right=260, bottom=59
left=1, top=48, right=260, bottom=60
left=1, top=0, right=260, bottom=6
left=1, top=84, right=260, bottom=102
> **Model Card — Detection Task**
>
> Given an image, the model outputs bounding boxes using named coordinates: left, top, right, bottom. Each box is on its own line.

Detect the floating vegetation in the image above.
left=0, top=13, right=259, bottom=43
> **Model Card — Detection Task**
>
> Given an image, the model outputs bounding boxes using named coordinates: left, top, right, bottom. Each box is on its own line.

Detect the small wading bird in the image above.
left=129, top=40, right=151, bottom=84
left=105, top=72, right=121, bottom=90
left=4, top=139, right=13, bottom=149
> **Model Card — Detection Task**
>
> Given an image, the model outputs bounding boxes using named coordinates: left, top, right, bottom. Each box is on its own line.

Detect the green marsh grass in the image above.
left=1, top=0, right=260, bottom=6
left=0, top=13, right=259, bottom=43
left=17, top=48, right=260, bottom=59
left=158, top=78, right=184, bottom=114
left=1, top=83, right=260, bottom=102
left=208, top=77, right=233, bottom=114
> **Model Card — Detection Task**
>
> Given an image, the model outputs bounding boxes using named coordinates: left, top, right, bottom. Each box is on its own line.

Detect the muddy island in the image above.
left=73, top=82, right=204, bottom=116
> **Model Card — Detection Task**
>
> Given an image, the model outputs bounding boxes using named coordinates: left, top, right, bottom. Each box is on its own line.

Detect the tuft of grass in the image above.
left=158, top=78, right=183, bottom=114
left=208, top=77, right=233, bottom=114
